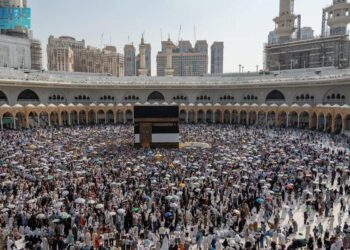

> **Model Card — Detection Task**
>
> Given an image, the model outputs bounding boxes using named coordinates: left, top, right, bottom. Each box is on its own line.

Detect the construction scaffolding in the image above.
left=30, top=39, right=42, bottom=70
left=264, top=35, right=350, bottom=71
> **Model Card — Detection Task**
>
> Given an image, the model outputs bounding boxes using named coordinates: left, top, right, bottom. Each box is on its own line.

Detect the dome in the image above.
left=170, top=102, right=177, bottom=105
left=135, top=102, right=141, bottom=105
left=291, top=104, right=300, bottom=108
left=302, top=104, right=311, bottom=108
left=98, top=103, right=106, bottom=107
left=234, top=103, right=241, bottom=107
left=144, top=102, right=150, bottom=105
left=89, top=103, right=96, bottom=107
left=197, top=103, right=204, bottom=107
left=261, top=103, right=268, bottom=107
left=179, top=103, right=186, bottom=106
left=77, top=103, right=84, bottom=107
left=68, top=103, right=75, bottom=107
left=226, top=103, right=232, bottom=106
left=153, top=102, right=159, bottom=105
left=0, top=104, right=10, bottom=108
left=251, top=103, right=258, bottom=107
left=270, top=103, right=278, bottom=107
left=324, top=104, right=331, bottom=107
left=206, top=103, right=212, bottom=106
left=48, top=104, right=56, bottom=108
left=37, top=104, right=46, bottom=108
left=162, top=102, right=169, bottom=105
left=242, top=103, right=249, bottom=107
left=280, top=103, right=288, bottom=107
left=342, top=104, right=350, bottom=108
left=26, top=104, right=35, bottom=108
left=58, top=104, right=66, bottom=108
left=126, top=103, right=132, bottom=107
left=189, top=103, right=194, bottom=106
left=117, top=103, right=123, bottom=107
left=107, top=103, right=114, bottom=107
left=13, top=104, right=23, bottom=108
left=316, top=104, right=323, bottom=107
left=332, top=104, right=340, bottom=108
left=214, top=103, right=220, bottom=106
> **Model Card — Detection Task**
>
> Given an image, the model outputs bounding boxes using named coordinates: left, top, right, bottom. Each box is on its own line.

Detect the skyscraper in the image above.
left=157, top=39, right=208, bottom=77
left=124, top=44, right=136, bottom=76
left=211, top=42, right=224, bottom=74
left=47, top=36, right=85, bottom=72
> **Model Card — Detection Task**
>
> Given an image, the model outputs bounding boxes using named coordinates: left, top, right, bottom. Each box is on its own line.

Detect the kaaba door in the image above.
left=140, top=123, right=152, bottom=148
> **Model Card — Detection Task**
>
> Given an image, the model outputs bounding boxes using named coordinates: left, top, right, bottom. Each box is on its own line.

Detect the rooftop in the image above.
left=0, top=67, right=349, bottom=87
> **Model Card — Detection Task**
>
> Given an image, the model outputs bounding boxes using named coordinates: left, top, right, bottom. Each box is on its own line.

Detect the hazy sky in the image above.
left=30, top=0, right=331, bottom=75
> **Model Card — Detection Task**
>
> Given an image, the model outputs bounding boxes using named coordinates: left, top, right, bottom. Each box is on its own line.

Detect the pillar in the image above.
left=194, top=111, right=198, bottom=124
left=13, top=117, right=16, bottom=130
left=297, top=114, right=300, bottom=128
left=324, top=116, right=327, bottom=131
left=0, top=117, right=3, bottom=130
left=68, top=112, right=71, bottom=126
left=275, top=114, right=279, bottom=127
left=331, top=116, right=336, bottom=134
left=286, top=113, right=289, bottom=127
left=114, top=112, right=117, bottom=124
left=316, top=114, right=319, bottom=130
left=265, top=113, right=268, bottom=126
left=342, top=118, right=346, bottom=134
left=38, top=114, right=40, bottom=127
left=186, top=111, right=189, bottom=123
left=123, top=111, right=126, bottom=124
left=238, top=112, right=241, bottom=124
left=58, top=113, right=62, bottom=126
left=229, top=112, right=232, bottom=124
left=105, top=113, right=107, bottom=124
left=95, top=112, right=98, bottom=125
left=256, top=112, right=258, bottom=125
left=246, top=112, right=249, bottom=125
left=309, top=114, right=313, bottom=129
left=77, top=113, right=80, bottom=125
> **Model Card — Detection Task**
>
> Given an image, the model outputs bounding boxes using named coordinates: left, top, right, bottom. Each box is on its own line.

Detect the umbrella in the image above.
left=36, top=214, right=46, bottom=219
left=54, top=202, right=63, bottom=208
left=233, top=209, right=240, bottom=215
left=256, top=198, right=264, bottom=204
left=74, top=198, right=86, bottom=204
left=52, top=219, right=60, bottom=223
left=87, top=200, right=96, bottom=205
left=131, top=207, right=139, bottom=213
left=96, top=204, right=104, bottom=209
left=164, top=211, right=173, bottom=218
left=117, top=209, right=125, bottom=215
left=60, top=212, right=71, bottom=219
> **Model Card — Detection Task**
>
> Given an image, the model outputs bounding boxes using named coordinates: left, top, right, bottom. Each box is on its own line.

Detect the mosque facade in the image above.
left=0, top=67, right=349, bottom=135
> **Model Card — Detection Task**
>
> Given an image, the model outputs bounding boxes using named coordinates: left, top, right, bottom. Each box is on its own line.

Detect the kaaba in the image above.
left=134, top=105, right=179, bottom=148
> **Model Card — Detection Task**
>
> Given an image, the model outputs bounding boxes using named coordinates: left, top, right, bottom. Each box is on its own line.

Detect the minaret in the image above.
left=164, top=38, right=174, bottom=77
left=138, top=35, right=148, bottom=77
left=325, top=0, right=350, bottom=36
left=273, top=0, right=297, bottom=43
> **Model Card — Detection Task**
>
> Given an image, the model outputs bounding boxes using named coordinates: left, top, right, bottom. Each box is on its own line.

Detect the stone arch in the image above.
left=0, top=90, right=8, bottom=104
left=277, top=111, right=287, bottom=127
left=325, top=113, right=332, bottom=132
left=266, top=90, right=285, bottom=103
left=116, top=110, right=124, bottom=123
left=179, top=110, right=186, bottom=123
left=48, top=91, right=66, bottom=103
left=267, top=111, right=276, bottom=126
left=310, top=112, right=317, bottom=129
left=50, top=112, right=59, bottom=126
left=39, top=111, right=49, bottom=127
left=97, top=110, right=105, bottom=124
left=70, top=111, right=78, bottom=125
left=344, top=114, right=350, bottom=132
left=61, top=111, right=69, bottom=126
left=223, top=110, right=230, bottom=123
left=125, top=110, right=133, bottom=123
left=28, top=111, right=38, bottom=128
left=106, top=110, right=114, bottom=124
left=206, top=110, right=213, bottom=123
left=232, top=110, right=239, bottom=124
left=15, top=112, right=26, bottom=129
left=2, top=112, right=14, bottom=129
left=240, top=110, right=247, bottom=125
left=197, top=110, right=205, bottom=123
left=188, top=110, right=195, bottom=123
left=248, top=111, right=257, bottom=125
left=257, top=111, right=266, bottom=126
left=17, top=89, right=40, bottom=103
left=323, top=88, right=346, bottom=104
left=79, top=110, right=87, bottom=125
left=317, top=113, right=325, bottom=131
left=299, top=112, right=309, bottom=129
left=215, top=110, right=222, bottom=123
left=335, top=114, right=342, bottom=134
left=88, top=110, right=96, bottom=125
left=288, top=111, right=298, bottom=127
left=147, top=91, right=165, bottom=102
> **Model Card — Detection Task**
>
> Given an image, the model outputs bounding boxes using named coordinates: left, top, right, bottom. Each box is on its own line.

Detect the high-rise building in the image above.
left=211, top=42, right=224, bottom=74
left=267, top=31, right=278, bottom=45
left=47, top=36, right=85, bottom=72
left=47, top=46, right=74, bottom=72
left=300, top=27, right=314, bottom=40
left=80, top=46, right=124, bottom=77
left=157, top=39, right=208, bottom=76
left=124, top=44, right=136, bottom=76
